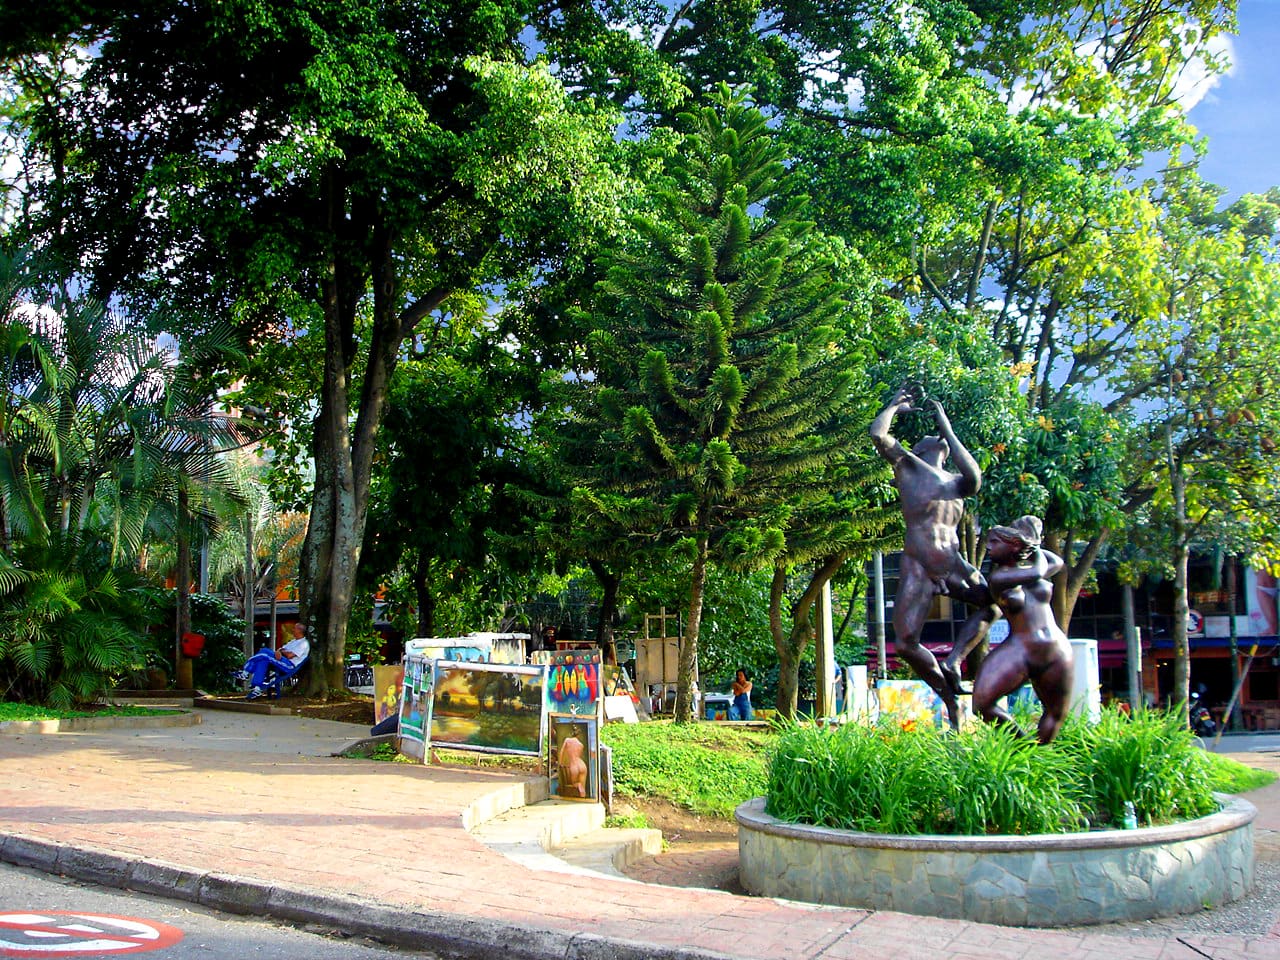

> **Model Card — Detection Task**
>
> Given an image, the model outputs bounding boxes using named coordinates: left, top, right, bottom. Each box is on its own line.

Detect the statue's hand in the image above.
left=892, top=385, right=916, bottom=411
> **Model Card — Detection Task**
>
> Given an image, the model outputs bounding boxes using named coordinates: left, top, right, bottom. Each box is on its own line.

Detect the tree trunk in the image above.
left=1227, top=558, right=1241, bottom=730
left=299, top=390, right=336, bottom=691
left=174, top=486, right=193, bottom=690
left=242, top=506, right=255, bottom=660
left=1168, top=428, right=1190, bottom=723
left=588, top=559, right=620, bottom=665
left=768, top=557, right=845, bottom=719
left=414, top=549, right=434, bottom=637
left=768, top=566, right=795, bottom=717
left=298, top=214, right=451, bottom=696
left=775, top=643, right=800, bottom=719
left=1172, top=535, right=1191, bottom=721
left=1043, top=528, right=1110, bottom=634
left=674, top=532, right=709, bottom=723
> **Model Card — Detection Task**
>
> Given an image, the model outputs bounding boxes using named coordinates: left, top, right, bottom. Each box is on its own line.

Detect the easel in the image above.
left=637, top=607, right=682, bottom=714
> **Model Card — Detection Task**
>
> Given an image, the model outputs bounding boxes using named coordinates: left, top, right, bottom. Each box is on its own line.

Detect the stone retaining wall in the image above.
left=736, top=795, right=1255, bottom=926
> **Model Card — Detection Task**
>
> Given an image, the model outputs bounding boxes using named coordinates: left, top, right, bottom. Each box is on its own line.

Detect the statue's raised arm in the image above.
left=928, top=399, right=981, bottom=496
left=869, top=385, right=916, bottom=465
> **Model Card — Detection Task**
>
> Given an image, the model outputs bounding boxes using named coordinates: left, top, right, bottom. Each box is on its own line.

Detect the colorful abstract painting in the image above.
left=533, top=649, right=601, bottom=716
left=874, top=679, right=946, bottom=730
left=374, top=665, right=405, bottom=726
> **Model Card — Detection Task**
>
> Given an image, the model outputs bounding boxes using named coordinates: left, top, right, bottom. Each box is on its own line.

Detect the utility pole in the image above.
left=873, top=551, right=887, bottom=679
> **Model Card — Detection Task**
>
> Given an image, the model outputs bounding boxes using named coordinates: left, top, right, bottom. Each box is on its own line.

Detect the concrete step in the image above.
left=109, top=697, right=196, bottom=709
left=193, top=696, right=292, bottom=716
left=469, top=797, right=663, bottom=881
left=551, top=825, right=664, bottom=879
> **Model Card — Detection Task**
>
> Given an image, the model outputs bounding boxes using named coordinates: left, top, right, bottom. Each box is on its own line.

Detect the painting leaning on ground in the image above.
left=428, top=661, right=545, bottom=755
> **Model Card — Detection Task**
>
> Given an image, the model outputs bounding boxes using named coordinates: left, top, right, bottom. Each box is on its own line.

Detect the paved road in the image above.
left=0, top=861, right=420, bottom=959
left=1, top=710, right=1278, bottom=960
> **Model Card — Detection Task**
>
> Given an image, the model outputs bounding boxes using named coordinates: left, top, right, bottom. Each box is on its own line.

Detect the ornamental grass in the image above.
left=765, top=707, right=1217, bottom=836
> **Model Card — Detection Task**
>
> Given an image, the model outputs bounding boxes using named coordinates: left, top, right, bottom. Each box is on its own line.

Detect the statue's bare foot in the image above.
left=940, top=661, right=970, bottom=697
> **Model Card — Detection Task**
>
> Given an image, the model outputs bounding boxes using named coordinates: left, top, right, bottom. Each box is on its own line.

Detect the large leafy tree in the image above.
left=359, top=335, right=532, bottom=640
left=533, top=1, right=1234, bottom=633
left=10, top=1, right=624, bottom=692
left=568, top=88, right=869, bottom=721
left=1110, top=169, right=1280, bottom=717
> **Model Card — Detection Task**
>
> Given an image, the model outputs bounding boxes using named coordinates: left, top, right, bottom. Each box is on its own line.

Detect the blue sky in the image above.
left=1186, top=0, right=1280, bottom=201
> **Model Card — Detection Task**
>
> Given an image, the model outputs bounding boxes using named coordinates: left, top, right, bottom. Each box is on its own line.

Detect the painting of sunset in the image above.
left=428, top=661, right=546, bottom=756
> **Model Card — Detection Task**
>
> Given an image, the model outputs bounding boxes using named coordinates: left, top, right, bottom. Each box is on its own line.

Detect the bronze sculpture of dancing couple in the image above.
left=870, top=385, right=1074, bottom=744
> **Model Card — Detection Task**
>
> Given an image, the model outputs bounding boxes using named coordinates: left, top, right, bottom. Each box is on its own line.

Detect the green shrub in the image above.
left=0, top=541, right=164, bottom=707
left=1054, top=708, right=1218, bottom=826
left=766, top=707, right=1219, bottom=835
left=186, top=593, right=249, bottom=693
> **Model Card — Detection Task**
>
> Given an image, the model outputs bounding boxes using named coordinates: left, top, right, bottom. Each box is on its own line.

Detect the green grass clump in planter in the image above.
left=765, top=707, right=1219, bottom=835
left=1053, top=708, right=1216, bottom=826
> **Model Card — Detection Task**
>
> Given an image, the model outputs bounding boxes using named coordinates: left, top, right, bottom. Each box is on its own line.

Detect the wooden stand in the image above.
left=636, top=607, right=681, bottom=714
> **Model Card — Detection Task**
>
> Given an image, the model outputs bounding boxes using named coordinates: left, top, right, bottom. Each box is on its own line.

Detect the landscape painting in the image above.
left=428, top=662, right=546, bottom=756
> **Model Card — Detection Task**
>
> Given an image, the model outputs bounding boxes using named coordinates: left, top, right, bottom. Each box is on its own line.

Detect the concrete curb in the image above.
left=0, top=831, right=735, bottom=960
left=194, top=696, right=293, bottom=716
left=0, top=711, right=202, bottom=734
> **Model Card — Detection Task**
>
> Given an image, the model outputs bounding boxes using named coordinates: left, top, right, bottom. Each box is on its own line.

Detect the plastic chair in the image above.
left=239, top=648, right=309, bottom=699
left=260, top=653, right=307, bottom=698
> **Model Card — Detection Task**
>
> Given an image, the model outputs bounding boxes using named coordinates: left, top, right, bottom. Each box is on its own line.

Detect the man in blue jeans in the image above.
left=236, top=624, right=310, bottom=699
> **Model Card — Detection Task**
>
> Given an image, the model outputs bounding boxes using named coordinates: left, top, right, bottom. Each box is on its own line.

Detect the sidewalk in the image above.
left=0, top=711, right=1278, bottom=960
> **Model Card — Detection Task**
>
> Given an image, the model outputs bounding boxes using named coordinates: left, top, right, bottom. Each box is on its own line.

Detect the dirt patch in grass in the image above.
left=619, top=795, right=737, bottom=845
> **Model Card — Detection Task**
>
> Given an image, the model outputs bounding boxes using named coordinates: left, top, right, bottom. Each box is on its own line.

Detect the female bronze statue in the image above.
left=971, top=516, right=1075, bottom=744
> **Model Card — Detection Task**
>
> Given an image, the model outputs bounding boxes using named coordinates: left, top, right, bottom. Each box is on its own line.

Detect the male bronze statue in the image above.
left=869, top=385, right=999, bottom=727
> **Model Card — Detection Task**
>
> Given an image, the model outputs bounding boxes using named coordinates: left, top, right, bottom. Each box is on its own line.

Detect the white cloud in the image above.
left=1172, top=32, right=1236, bottom=111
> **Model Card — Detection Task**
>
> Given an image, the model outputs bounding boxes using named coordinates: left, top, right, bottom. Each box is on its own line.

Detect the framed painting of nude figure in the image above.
left=547, top=713, right=599, bottom=802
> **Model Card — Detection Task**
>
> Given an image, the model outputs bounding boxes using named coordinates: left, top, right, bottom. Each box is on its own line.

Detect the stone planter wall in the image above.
left=736, top=795, right=1255, bottom=926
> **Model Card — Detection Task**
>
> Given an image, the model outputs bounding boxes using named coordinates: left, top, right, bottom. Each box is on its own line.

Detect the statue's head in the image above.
left=911, top=435, right=949, bottom=465
left=987, top=515, right=1043, bottom=563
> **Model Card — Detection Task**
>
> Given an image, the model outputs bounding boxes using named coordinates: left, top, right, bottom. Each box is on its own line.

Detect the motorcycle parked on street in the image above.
left=1189, top=687, right=1217, bottom=738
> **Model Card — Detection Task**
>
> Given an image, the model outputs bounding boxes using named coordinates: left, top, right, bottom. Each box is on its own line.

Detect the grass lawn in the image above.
left=0, top=702, right=177, bottom=721
left=601, top=720, right=772, bottom=818
left=1203, top=750, right=1277, bottom=793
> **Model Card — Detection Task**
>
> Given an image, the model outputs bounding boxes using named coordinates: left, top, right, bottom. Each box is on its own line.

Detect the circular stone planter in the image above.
left=736, top=795, right=1255, bottom=927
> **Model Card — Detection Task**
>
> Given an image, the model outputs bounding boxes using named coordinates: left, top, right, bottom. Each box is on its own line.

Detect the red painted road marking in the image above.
left=0, top=912, right=183, bottom=956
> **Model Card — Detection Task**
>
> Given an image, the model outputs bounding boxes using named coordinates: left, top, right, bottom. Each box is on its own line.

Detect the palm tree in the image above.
left=0, top=247, right=254, bottom=703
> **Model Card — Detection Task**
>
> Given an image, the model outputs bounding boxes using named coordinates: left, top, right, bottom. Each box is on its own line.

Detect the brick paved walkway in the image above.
left=1, top=713, right=1278, bottom=960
